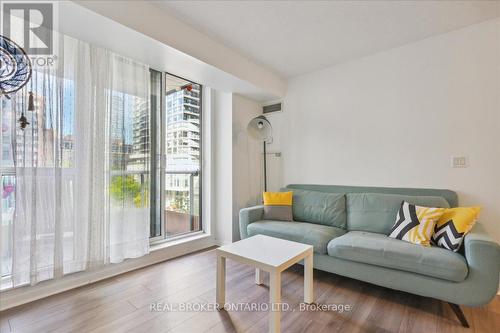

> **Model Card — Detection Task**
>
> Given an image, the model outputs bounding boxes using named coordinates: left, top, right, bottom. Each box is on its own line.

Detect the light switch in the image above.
left=451, top=156, right=468, bottom=168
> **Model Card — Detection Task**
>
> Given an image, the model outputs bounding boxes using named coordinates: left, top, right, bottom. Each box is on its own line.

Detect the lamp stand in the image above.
left=263, top=141, right=267, bottom=192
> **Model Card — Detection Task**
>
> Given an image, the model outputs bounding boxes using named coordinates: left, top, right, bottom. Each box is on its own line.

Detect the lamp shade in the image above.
left=247, top=115, right=272, bottom=142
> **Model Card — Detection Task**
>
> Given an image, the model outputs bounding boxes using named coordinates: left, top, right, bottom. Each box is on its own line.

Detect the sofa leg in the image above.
left=448, top=303, right=470, bottom=328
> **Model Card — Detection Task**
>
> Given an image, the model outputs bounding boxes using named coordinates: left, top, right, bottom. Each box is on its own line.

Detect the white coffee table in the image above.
left=216, top=234, right=314, bottom=333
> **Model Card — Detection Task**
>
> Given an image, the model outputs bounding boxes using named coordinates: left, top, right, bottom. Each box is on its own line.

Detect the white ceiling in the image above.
left=62, top=2, right=277, bottom=101
left=151, top=0, right=500, bottom=78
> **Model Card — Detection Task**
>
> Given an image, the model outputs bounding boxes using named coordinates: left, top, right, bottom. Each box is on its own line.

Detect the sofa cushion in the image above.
left=388, top=201, right=445, bottom=247
left=346, top=193, right=450, bottom=234
left=247, top=220, right=345, bottom=254
left=263, top=191, right=293, bottom=221
left=327, top=231, right=468, bottom=282
left=432, top=206, right=481, bottom=252
left=286, top=189, right=346, bottom=228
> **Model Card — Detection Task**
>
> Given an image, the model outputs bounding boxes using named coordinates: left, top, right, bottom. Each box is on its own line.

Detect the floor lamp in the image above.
left=247, top=115, right=273, bottom=191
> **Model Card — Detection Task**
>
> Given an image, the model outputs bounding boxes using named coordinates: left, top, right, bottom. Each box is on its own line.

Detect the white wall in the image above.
left=212, top=93, right=264, bottom=243
left=213, top=90, right=234, bottom=244
left=232, top=94, right=263, bottom=240
left=280, top=18, right=500, bottom=241
left=264, top=111, right=285, bottom=192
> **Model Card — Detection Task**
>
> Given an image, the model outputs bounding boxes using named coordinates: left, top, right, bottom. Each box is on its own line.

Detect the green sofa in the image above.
left=239, top=184, right=500, bottom=327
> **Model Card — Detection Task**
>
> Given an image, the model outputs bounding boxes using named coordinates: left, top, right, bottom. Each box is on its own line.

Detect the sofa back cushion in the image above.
left=346, top=193, right=450, bottom=234
left=286, top=184, right=458, bottom=207
left=287, top=188, right=346, bottom=228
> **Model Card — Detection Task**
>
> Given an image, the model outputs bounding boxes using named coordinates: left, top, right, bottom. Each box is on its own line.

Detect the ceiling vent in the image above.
left=262, top=102, right=282, bottom=114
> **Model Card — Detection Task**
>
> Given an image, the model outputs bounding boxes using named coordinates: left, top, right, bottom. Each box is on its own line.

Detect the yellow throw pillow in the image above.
left=263, top=191, right=293, bottom=206
left=388, top=201, right=445, bottom=247
left=432, top=207, right=481, bottom=252
left=262, top=191, right=293, bottom=221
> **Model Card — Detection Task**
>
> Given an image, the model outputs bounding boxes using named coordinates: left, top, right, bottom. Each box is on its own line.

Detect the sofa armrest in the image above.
left=239, top=205, right=264, bottom=239
left=463, top=223, right=500, bottom=304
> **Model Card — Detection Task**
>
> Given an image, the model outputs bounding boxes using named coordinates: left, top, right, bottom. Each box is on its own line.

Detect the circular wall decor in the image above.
left=0, top=35, right=32, bottom=96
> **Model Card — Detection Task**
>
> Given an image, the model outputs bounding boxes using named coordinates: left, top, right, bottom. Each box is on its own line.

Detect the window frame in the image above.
left=149, top=69, right=164, bottom=242
left=149, top=71, right=203, bottom=244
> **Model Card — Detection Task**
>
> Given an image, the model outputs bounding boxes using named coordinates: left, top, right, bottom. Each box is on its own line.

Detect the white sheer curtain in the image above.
left=107, top=54, right=150, bottom=263
left=7, top=35, right=150, bottom=287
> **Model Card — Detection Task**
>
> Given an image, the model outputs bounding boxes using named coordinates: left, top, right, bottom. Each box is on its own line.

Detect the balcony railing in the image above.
left=165, top=170, right=200, bottom=237
left=1, top=168, right=200, bottom=254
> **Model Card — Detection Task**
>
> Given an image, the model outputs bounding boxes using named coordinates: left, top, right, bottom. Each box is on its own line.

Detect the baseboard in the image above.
left=0, top=235, right=217, bottom=311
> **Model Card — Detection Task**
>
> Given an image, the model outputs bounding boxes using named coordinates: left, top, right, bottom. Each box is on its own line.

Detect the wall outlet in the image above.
left=451, top=156, right=468, bottom=168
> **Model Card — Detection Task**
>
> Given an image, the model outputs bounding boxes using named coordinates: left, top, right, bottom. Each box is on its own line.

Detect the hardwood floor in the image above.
left=1, top=248, right=499, bottom=333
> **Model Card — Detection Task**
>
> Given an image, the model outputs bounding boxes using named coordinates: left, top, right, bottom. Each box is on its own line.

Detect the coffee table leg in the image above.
left=216, top=255, right=226, bottom=310
left=255, top=268, right=263, bottom=285
left=269, top=271, right=281, bottom=333
left=304, top=253, right=313, bottom=304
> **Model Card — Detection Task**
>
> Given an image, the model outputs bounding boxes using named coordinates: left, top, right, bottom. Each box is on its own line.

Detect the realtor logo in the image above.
left=2, top=2, right=54, bottom=55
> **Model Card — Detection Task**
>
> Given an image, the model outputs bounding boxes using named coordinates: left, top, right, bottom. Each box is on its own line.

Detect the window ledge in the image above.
left=150, top=232, right=211, bottom=251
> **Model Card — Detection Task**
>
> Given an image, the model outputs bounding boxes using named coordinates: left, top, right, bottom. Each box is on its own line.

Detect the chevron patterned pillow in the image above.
left=432, top=207, right=481, bottom=252
left=388, top=201, right=445, bottom=246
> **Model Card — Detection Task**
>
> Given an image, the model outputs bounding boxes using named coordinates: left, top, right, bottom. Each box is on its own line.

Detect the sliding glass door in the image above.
left=150, top=73, right=202, bottom=241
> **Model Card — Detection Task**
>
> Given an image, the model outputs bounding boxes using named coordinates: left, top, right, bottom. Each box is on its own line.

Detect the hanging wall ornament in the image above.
left=1, top=35, right=33, bottom=130
left=0, top=35, right=32, bottom=97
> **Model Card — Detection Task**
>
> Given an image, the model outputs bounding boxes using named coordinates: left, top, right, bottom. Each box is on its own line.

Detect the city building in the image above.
left=165, top=82, right=201, bottom=233
left=126, top=96, right=149, bottom=172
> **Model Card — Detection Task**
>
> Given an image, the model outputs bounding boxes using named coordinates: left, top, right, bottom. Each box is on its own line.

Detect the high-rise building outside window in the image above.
left=162, top=73, right=202, bottom=238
